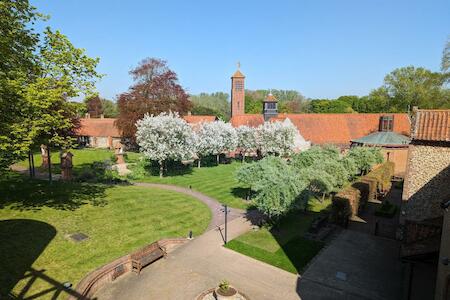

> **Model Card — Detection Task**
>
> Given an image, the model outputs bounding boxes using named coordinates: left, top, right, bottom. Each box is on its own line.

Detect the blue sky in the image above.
left=33, top=0, right=449, bottom=100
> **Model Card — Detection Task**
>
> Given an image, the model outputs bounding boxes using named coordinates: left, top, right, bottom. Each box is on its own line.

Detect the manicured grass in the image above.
left=137, top=162, right=250, bottom=209
left=0, top=175, right=211, bottom=299
left=225, top=212, right=323, bottom=274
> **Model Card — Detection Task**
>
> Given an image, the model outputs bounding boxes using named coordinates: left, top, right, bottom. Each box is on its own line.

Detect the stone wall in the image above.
left=402, top=142, right=450, bottom=222
left=435, top=211, right=450, bottom=300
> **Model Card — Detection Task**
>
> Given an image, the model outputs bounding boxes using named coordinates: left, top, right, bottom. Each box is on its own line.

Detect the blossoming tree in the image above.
left=236, top=125, right=258, bottom=162
left=136, top=111, right=195, bottom=177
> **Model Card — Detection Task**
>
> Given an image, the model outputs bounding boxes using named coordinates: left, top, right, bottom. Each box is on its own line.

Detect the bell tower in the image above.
left=231, top=63, right=245, bottom=117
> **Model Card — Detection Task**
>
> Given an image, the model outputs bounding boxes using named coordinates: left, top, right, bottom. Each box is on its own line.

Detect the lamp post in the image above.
left=220, top=204, right=230, bottom=244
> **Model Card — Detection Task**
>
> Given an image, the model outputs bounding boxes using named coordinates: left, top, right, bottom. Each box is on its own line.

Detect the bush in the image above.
left=351, top=161, right=395, bottom=203
left=331, top=186, right=360, bottom=225
left=375, top=200, right=397, bottom=218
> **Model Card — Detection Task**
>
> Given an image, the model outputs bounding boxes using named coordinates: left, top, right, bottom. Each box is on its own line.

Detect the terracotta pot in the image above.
left=214, top=286, right=238, bottom=300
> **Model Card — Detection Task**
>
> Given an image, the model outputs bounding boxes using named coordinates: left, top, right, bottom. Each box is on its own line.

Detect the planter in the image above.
left=215, top=286, right=238, bottom=300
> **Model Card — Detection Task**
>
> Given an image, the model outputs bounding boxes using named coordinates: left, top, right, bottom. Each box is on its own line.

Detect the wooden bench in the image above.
left=130, top=242, right=167, bottom=275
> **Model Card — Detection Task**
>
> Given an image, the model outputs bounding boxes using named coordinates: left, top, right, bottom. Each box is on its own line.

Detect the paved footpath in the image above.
left=94, top=216, right=301, bottom=300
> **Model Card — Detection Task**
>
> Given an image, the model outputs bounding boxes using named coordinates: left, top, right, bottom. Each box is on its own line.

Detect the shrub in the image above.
left=374, top=200, right=398, bottom=218
left=331, top=186, right=360, bottom=225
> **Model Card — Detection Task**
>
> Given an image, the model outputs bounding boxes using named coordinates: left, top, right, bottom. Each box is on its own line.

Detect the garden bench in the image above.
left=131, top=242, right=167, bottom=275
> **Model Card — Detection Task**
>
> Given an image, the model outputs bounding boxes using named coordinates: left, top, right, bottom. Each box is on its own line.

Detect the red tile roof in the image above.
left=230, top=114, right=265, bottom=127
left=273, top=113, right=410, bottom=146
left=231, top=70, right=245, bottom=78
left=76, top=118, right=121, bottom=137
left=412, top=109, right=450, bottom=142
left=183, top=115, right=217, bottom=123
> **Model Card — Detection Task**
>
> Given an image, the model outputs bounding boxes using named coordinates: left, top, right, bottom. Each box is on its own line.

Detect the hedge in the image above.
left=332, top=162, right=395, bottom=224
left=354, top=161, right=395, bottom=203
left=331, top=186, right=360, bottom=225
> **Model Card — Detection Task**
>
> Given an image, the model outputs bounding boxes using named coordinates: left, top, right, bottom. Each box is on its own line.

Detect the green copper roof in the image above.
left=351, top=131, right=411, bottom=146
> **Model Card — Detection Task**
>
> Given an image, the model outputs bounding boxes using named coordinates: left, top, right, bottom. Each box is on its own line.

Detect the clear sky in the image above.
left=32, top=0, right=449, bottom=100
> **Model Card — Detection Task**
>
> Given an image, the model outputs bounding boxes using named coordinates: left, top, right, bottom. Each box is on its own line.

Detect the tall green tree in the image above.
left=383, top=66, right=448, bottom=111
left=0, top=0, right=41, bottom=170
left=190, top=92, right=229, bottom=120
left=0, top=1, right=101, bottom=172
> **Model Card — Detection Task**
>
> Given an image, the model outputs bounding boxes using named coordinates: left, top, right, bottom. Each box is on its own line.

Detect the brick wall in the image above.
left=382, top=147, right=408, bottom=177
left=402, top=142, right=450, bottom=222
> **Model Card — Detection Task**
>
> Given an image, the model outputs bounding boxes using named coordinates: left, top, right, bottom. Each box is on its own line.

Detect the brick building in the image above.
left=229, top=67, right=411, bottom=154
left=401, top=108, right=450, bottom=300
left=76, top=114, right=216, bottom=148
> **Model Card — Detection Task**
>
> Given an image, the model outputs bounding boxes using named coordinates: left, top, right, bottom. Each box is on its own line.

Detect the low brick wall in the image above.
left=67, top=238, right=188, bottom=300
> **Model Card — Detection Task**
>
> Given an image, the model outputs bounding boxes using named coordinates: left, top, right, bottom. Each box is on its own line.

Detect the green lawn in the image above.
left=0, top=175, right=211, bottom=299
left=16, top=148, right=141, bottom=172
left=225, top=212, right=323, bottom=274
left=136, top=162, right=250, bottom=209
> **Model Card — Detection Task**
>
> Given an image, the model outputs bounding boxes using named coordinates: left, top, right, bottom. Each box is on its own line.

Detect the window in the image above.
left=380, top=115, right=394, bottom=131
left=265, top=102, right=276, bottom=110
left=234, top=81, right=244, bottom=91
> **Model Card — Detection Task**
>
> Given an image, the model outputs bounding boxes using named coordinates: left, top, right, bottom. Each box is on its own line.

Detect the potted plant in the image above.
left=215, top=280, right=238, bottom=300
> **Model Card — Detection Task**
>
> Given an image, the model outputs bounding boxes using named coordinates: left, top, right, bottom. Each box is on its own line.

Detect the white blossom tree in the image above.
left=236, top=125, right=258, bottom=162
left=136, top=111, right=195, bottom=177
left=193, top=122, right=219, bottom=168
left=256, top=119, right=297, bottom=157
left=202, top=120, right=238, bottom=164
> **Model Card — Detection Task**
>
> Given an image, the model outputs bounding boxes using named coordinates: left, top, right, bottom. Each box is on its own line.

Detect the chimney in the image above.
left=100, top=114, right=104, bottom=119
left=187, top=111, right=192, bottom=116
left=262, top=91, right=278, bottom=121
left=85, top=113, right=90, bottom=119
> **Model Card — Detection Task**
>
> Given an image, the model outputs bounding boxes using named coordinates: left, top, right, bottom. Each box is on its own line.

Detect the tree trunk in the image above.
left=197, top=156, right=201, bottom=168
left=322, top=192, right=326, bottom=202
left=216, top=154, right=220, bottom=165
left=159, top=161, right=164, bottom=178
left=28, top=151, right=32, bottom=178
left=242, top=152, right=245, bottom=163
left=47, top=145, right=52, bottom=184
left=31, top=151, right=35, bottom=178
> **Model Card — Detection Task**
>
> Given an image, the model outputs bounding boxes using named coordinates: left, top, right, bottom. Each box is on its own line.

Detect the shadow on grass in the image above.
left=0, top=219, right=90, bottom=299
left=0, top=173, right=109, bottom=211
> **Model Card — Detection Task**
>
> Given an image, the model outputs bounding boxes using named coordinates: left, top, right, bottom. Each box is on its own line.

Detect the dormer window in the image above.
left=380, top=115, right=394, bottom=132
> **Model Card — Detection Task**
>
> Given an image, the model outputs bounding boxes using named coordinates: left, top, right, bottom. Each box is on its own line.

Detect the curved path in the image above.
left=134, top=182, right=245, bottom=230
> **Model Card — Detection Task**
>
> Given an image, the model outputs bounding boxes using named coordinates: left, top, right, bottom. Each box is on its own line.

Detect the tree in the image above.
left=236, top=125, right=258, bottom=162
left=308, top=99, right=354, bottom=113
left=0, top=0, right=41, bottom=170
left=190, top=92, right=230, bottom=121
left=257, top=120, right=296, bottom=157
left=136, top=112, right=195, bottom=178
left=193, top=121, right=222, bottom=168
left=101, top=98, right=118, bottom=117
left=202, top=120, right=238, bottom=164
left=384, top=66, right=448, bottom=111
left=442, top=38, right=450, bottom=73
left=347, top=146, right=383, bottom=175
left=117, top=58, right=191, bottom=140
left=0, top=2, right=101, bottom=172
left=236, top=156, right=308, bottom=220
left=86, top=95, right=103, bottom=117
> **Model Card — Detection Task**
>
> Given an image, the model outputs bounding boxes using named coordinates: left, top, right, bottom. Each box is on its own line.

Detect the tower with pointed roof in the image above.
left=231, top=65, right=245, bottom=117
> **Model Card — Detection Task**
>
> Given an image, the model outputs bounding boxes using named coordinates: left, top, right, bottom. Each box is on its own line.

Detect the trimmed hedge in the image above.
left=331, top=186, right=360, bottom=225
left=331, top=162, right=395, bottom=224
left=354, top=161, right=395, bottom=203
